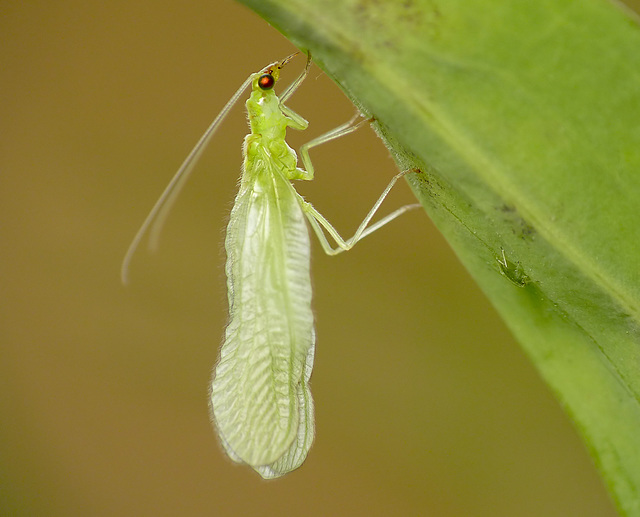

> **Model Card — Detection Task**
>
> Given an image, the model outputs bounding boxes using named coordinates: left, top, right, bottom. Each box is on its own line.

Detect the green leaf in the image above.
left=238, top=0, right=640, bottom=513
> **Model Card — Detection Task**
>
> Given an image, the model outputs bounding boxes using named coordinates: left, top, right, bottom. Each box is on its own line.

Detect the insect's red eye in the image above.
left=258, top=74, right=275, bottom=90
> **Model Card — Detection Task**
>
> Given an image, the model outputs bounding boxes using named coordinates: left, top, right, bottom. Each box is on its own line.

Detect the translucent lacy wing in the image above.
left=210, top=170, right=315, bottom=477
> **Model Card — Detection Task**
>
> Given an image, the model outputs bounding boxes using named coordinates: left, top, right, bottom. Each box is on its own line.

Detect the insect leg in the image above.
left=279, top=52, right=312, bottom=103
left=300, top=170, right=421, bottom=256
left=296, top=114, right=371, bottom=181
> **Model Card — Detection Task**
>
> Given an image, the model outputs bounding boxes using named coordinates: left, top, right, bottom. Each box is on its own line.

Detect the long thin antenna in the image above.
left=120, top=61, right=279, bottom=284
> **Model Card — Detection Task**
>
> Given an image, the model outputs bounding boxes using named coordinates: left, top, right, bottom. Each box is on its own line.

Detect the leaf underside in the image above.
left=238, top=0, right=640, bottom=514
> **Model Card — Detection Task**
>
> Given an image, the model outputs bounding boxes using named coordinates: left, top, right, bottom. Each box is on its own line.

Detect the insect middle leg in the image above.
left=297, top=117, right=421, bottom=255
left=296, top=114, right=372, bottom=181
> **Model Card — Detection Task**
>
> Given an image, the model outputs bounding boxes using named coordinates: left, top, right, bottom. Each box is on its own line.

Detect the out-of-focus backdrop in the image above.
left=2, top=1, right=631, bottom=515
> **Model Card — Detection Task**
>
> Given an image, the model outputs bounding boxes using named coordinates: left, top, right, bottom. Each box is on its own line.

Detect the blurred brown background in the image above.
left=1, top=1, right=632, bottom=515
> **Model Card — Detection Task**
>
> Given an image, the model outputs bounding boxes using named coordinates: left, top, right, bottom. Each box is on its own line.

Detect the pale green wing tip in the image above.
left=210, top=381, right=306, bottom=467
left=210, top=376, right=315, bottom=478
left=254, top=385, right=315, bottom=479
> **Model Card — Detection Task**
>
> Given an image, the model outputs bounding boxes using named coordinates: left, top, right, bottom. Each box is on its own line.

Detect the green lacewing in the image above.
left=122, top=53, right=417, bottom=478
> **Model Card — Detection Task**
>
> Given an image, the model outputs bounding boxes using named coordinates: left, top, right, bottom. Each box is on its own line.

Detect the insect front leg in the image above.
left=300, top=169, right=422, bottom=256
left=281, top=103, right=309, bottom=132
left=279, top=52, right=312, bottom=104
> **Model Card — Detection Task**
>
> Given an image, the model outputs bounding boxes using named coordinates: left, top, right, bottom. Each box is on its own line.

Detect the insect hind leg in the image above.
left=300, top=169, right=422, bottom=256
